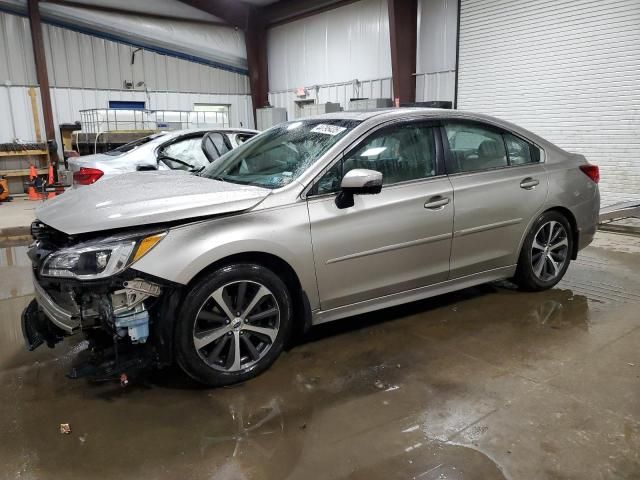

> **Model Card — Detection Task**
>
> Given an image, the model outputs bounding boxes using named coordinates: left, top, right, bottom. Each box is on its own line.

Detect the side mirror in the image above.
left=335, top=169, right=383, bottom=209
left=136, top=161, right=157, bottom=171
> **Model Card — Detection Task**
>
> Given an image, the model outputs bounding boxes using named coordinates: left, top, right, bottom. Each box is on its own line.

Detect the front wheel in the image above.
left=513, top=211, right=573, bottom=291
left=175, top=264, right=292, bottom=387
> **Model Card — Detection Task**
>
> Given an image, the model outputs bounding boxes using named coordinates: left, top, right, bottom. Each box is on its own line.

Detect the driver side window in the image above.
left=314, top=123, right=437, bottom=195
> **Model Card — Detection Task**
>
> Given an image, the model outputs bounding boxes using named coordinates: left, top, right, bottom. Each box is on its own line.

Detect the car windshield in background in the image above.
left=104, top=132, right=167, bottom=156
left=201, top=120, right=360, bottom=188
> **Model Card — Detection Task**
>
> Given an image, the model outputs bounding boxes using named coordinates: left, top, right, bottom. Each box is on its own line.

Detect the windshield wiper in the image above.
left=191, top=166, right=206, bottom=175
left=158, top=155, right=194, bottom=169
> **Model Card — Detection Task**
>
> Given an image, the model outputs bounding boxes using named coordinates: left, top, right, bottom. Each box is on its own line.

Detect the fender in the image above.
left=132, top=203, right=320, bottom=310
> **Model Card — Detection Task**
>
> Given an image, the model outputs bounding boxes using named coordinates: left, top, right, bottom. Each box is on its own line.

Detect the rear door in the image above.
left=307, top=120, right=454, bottom=310
left=443, top=121, right=549, bottom=278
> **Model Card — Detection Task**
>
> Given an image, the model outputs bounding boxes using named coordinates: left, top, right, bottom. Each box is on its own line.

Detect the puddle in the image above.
left=0, top=234, right=638, bottom=479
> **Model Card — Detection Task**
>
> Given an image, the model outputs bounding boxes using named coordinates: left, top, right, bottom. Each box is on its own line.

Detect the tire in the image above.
left=175, top=263, right=293, bottom=387
left=513, top=211, right=573, bottom=292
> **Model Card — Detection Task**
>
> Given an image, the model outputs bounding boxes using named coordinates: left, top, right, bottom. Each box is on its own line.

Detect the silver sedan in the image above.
left=25, top=108, right=599, bottom=386
left=67, top=127, right=258, bottom=186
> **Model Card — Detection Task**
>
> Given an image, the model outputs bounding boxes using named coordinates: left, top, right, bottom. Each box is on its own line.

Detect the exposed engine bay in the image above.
left=22, top=221, right=178, bottom=383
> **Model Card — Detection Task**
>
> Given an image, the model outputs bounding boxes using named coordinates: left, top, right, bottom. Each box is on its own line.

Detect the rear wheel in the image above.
left=514, top=211, right=573, bottom=291
left=175, top=264, right=292, bottom=386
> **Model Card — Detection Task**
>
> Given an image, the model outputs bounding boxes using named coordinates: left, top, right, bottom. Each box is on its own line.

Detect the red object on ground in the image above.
left=47, top=164, right=56, bottom=199
left=27, top=164, right=41, bottom=200
left=73, top=167, right=104, bottom=185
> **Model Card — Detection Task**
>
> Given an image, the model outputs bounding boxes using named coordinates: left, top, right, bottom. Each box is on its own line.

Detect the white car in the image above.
left=67, top=128, right=258, bottom=187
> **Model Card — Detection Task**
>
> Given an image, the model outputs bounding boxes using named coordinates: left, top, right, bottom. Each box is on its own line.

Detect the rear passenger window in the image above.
left=504, top=133, right=540, bottom=165
left=444, top=123, right=508, bottom=173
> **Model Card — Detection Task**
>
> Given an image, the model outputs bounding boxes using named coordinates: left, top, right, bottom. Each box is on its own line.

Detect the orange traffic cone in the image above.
left=47, top=163, right=56, bottom=199
left=27, top=165, right=41, bottom=201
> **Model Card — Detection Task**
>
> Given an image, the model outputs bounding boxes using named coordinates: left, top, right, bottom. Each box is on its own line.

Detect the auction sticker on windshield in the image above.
left=310, top=124, right=347, bottom=136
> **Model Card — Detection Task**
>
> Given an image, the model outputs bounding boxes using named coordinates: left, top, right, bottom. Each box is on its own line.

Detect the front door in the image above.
left=307, top=121, right=454, bottom=311
left=442, top=121, right=549, bottom=278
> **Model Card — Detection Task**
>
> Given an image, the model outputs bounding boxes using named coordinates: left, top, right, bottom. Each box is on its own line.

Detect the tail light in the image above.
left=73, top=167, right=103, bottom=185
left=579, top=164, right=599, bottom=184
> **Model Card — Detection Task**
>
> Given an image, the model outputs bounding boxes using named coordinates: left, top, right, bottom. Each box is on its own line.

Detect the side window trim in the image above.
left=502, top=134, right=512, bottom=167
left=307, top=119, right=445, bottom=198
left=503, top=131, right=542, bottom=165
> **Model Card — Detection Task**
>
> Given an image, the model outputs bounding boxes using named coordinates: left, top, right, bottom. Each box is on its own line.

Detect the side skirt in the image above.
left=311, top=265, right=516, bottom=325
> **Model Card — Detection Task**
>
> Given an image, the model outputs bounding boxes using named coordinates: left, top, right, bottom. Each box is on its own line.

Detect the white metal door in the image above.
left=457, top=0, right=640, bottom=206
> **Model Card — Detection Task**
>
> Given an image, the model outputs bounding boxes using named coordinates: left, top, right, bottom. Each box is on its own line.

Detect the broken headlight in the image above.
left=41, top=232, right=165, bottom=280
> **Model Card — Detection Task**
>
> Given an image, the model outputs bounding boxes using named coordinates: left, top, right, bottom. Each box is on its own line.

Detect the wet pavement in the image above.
left=0, top=232, right=639, bottom=479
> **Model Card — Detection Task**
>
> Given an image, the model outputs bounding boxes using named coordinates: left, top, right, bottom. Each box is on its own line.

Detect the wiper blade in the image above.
left=158, top=155, right=194, bottom=169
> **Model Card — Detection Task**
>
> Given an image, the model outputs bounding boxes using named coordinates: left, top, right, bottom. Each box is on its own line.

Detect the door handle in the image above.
left=424, top=196, right=450, bottom=210
left=520, top=177, right=540, bottom=190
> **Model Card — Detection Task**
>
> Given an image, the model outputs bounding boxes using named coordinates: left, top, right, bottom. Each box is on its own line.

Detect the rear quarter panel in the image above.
left=543, top=149, right=600, bottom=251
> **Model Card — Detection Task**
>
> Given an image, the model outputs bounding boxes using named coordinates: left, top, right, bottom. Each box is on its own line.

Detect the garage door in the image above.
left=456, top=0, right=640, bottom=206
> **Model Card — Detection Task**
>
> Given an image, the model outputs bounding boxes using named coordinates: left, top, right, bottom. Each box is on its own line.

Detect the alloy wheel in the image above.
left=193, top=280, right=280, bottom=372
left=531, top=220, right=569, bottom=282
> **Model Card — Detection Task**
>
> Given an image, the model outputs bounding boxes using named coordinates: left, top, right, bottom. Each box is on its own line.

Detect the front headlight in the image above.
left=41, top=232, right=166, bottom=280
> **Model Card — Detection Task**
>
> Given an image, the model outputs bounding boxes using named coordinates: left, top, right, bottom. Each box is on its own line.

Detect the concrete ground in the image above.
left=0, top=231, right=638, bottom=479
left=0, top=197, right=37, bottom=232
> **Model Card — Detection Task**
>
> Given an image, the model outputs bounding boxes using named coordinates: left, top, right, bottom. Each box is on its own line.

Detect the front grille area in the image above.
left=30, top=221, right=73, bottom=249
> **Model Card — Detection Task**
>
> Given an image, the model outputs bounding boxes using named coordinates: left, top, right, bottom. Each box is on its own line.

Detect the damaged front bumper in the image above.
left=21, top=298, right=65, bottom=351
left=30, top=271, right=81, bottom=333
left=22, top=271, right=163, bottom=352
left=21, top=222, right=181, bottom=381
left=22, top=272, right=172, bottom=382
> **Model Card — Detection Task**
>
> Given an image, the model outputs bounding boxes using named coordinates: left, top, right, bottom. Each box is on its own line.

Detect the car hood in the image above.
left=36, top=171, right=270, bottom=235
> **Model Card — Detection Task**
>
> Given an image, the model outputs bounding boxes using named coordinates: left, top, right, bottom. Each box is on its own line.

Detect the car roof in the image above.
left=299, top=108, right=554, bottom=150
left=298, top=107, right=505, bottom=122
left=160, top=127, right=259, bottom=137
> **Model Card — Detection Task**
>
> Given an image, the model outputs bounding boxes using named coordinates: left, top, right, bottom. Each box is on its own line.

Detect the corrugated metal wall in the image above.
left=0, top=11, right=253, bottom=145
left=1, top=0, right=248, bottom=72
left=267, top=0, right=392, bottom=118
left=457, top=0, right=640, bottom=206
left=268, top=77, right=393, bottom=120
left=415, top=0, right=457, bottom=103
left=41, top=23, right=249, bottom=93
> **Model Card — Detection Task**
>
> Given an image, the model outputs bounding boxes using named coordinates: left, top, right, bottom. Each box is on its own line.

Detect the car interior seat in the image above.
left=476, top=139, right=507, bottom=170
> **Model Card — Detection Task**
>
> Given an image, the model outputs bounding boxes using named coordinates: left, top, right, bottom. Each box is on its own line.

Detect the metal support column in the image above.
left=387, top=0, right=417, bottom=105
left=27, top=0, right=58, bottom=163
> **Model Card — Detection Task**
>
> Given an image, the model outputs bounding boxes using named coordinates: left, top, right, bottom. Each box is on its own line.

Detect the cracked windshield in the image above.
left=201, top=119, right=360, bottom=188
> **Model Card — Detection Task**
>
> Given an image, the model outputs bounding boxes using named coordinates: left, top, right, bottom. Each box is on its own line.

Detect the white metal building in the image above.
left=0, top=0, right=254, bottom=150
left=456, top=0, right=640, bottom=206
left=0, top=0, right=637, bottom=205
left=267, top=0, right=457, bottom=118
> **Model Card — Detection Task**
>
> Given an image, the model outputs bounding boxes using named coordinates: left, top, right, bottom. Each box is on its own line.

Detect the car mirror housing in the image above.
left=335, top=168, right=383, bottom=209
left=136, top=160, right=158, bottom=171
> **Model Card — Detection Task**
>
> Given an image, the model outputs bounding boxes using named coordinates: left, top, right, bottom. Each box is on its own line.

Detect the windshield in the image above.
left=200, top=119, right=360, bottom=188
left=104, top=132, right=167, bottom=156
